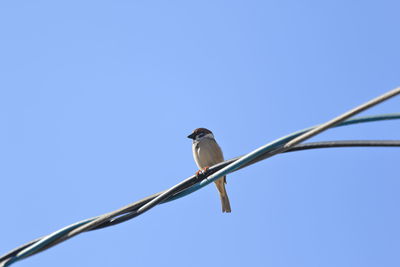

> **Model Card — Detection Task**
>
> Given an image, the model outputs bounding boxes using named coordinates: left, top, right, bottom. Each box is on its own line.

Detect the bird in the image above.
left=187, top=128, right=231, bottom=213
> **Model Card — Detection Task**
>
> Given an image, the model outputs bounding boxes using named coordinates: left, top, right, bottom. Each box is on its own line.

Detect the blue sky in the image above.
left=1, top=1, right=399, bottom=267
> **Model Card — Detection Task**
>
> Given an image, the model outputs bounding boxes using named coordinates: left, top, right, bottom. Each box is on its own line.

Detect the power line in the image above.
left=1, top=88, right=400, bottom=267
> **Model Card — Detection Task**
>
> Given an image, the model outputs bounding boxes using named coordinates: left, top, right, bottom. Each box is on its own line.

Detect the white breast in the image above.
left=192, top=137, right=224, bottom=169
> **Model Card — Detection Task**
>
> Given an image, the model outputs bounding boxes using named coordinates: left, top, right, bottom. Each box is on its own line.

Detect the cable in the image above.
left=3, top=118, right=399, bottom=266
left=2, top=117, right=400, bottom=267
left=1, top=87, right=399, bottom=266
left=2, top=113, right=400, bottom=266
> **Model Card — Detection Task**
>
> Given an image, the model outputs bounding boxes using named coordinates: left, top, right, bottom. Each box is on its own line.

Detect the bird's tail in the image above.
left=215, top=177, right=231, bottom=213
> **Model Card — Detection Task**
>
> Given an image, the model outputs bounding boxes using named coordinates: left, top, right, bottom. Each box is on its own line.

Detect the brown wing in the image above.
left=210, top=140, right=227, bottom=184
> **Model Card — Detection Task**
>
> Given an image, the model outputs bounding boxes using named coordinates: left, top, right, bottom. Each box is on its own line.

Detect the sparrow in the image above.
left=187, top=128, right=231, bottom=213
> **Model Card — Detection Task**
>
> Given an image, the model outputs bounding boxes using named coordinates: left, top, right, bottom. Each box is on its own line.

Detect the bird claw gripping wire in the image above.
left=195, top=166, right=210, bottom=180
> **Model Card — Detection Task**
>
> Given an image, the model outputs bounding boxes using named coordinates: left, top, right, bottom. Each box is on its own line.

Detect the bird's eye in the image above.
left=197, top=132, right=205, bottom=138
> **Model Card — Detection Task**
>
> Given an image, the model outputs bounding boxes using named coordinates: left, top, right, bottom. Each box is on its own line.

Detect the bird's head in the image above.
left=187, top=128, right=214, bottom=141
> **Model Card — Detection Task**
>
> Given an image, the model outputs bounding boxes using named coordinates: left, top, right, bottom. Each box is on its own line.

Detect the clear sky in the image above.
left=1, top=1, right=399, bottom=267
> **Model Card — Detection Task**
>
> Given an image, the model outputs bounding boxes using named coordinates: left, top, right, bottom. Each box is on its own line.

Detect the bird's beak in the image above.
left=187, top=132, right=195, bottom=139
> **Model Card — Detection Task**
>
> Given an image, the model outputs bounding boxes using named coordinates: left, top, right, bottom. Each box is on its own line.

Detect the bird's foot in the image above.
left=196, top=166, right=210, bottom=177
